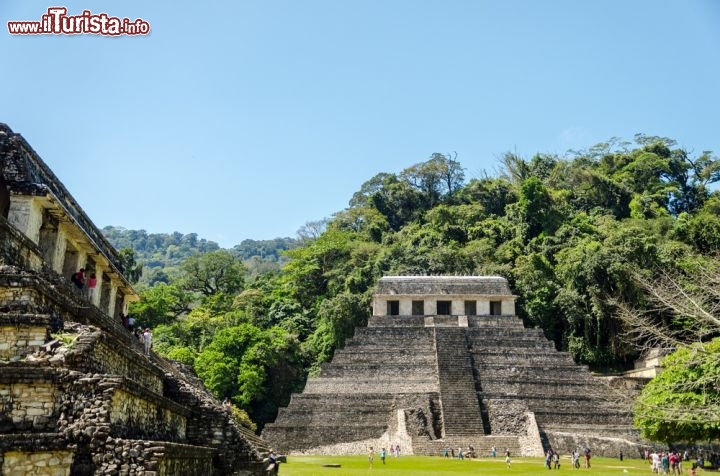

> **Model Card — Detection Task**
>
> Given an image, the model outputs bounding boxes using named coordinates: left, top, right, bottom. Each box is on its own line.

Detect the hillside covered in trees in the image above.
left=102, top=226, right=297, bottom=286
left=118, top=135, right=720, bottom=436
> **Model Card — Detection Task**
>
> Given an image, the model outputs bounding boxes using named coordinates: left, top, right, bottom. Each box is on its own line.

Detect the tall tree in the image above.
left=180, top=250, right=246, bottom=296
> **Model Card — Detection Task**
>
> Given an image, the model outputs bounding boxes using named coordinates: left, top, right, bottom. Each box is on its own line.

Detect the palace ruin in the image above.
left=0, top=124, right=269, bottom=475
left=263, top=275, right=645, bottom=457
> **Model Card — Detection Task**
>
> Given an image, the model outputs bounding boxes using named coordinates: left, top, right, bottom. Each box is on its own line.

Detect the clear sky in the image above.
left=2, top=1, right=719, bottom=248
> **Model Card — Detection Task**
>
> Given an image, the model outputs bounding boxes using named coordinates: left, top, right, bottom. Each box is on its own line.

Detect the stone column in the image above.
left=478, top=300, right=490, bottom=316
left=92, top=266, right=105, bottom=307
left=373, top=298, right=385, bottom=316
left=7, top=195, right=43, bottom=244
left=451, top=300, right=464, bottom=316
left=425, top=299, right=437, bottom=315
left=52, top=225, right=69, bottom=274
left=38, top=222, right=59, bottom=268
left=76, top=251, right=87, bottom=274
left=107, top=282, right=118, bottom=318
left=502, top=298, right=516, bottom=316
left=399, top=299, right=412, bottom=316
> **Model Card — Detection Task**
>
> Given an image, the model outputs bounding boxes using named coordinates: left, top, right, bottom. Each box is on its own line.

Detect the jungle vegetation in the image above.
left=106, top=135, right=720, bottom=441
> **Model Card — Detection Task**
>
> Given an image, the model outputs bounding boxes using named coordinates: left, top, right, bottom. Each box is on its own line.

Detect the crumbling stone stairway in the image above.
left=434, top=328, right=485, bottom=436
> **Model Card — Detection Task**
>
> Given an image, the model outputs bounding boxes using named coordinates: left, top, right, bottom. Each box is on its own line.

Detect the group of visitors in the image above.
left=545, top=448, right=561, bottom=469
left=71, top=269, right=151, bottom=354
left=440, top=445, right=510, bottom=467
left=645, top=449, right=710, bottom=474
left=442, top=445, right=478, bottom=460
left=70, top=268, right=97, bottom=299
left=119, top=313, right=152, bottom=355
left=368, top=445, right=401, bottom=467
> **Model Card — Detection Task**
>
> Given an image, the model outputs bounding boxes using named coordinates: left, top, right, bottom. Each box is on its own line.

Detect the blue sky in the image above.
left=2, top=1, right=719, bottom=248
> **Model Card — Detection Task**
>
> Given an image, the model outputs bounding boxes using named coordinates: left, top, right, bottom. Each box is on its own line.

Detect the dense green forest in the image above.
left=110, top=135, right=720, bottom=438
left=103, top=226, right=296, bottom=286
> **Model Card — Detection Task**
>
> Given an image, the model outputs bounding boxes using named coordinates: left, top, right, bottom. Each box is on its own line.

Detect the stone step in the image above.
left=467, top=328, right=546, bottom=338
left=411, top=435, right=522, bottom=457
left=473, top=350, right=576, bottom=364
left=263, top=424, right=388, bottom=452
left=331, top=352, right=437, bottom=365
left=286, top=393, right=395, bottom=409
left=303, top=378, right=438, bottom=394
left=318, top=363, right=437, bottom=377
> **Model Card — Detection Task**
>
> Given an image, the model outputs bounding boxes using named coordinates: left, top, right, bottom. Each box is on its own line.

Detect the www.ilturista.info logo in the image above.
left=8, top=7, right=150, bottom=36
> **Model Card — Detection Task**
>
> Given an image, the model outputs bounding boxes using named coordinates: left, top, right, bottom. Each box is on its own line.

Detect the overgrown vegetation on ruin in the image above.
left=106, top=135, right=720, bottom=439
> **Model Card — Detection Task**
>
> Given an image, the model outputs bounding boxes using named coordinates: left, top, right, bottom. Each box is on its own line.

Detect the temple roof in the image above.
left=376, top=276, right=514, bottom=297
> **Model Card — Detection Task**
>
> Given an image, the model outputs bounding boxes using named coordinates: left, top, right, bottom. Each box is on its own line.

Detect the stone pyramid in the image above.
left=263, top=276, right=644, bottom=457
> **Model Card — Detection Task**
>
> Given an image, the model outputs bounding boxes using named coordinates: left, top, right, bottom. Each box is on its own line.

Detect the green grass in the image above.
left=278, top=455, right=663, bottom=476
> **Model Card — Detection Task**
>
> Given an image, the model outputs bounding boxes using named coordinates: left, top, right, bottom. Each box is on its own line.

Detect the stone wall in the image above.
left=110, top=389, right=187, bottom=441
left=0, top=324, right=47, bottom=361
left=2, top=450, right=73, bottom=475
left=0, top=382, right=56, bottom=432
left=91, top=341, right=164, bottom=395
left=0, top=216, right=43, bottom=272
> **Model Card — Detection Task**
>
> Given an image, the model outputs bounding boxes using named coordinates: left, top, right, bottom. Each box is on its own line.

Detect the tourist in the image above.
left=71, top=268, right=85, bottom=290
left=505, top=448, right=511, bottom=468
left=620, top=450, right=624, bottom=462
left=584, top=447, right=592, bottom=468
left=670, top=451, right=679, bottom=475
left=443, top=446, right=449, bottom=458
left=390, top=444, right=395, bottom=457
left=127, top=314, right=136, bottom=330
left=223, top=398, right=232, bottom=411
left=572, top=450, right=580, bottom=469
left=395, top=444, right=400, bottom=458
left=458, top=448, right=464, bottom=460
left=554, top=451, right=561, bottom=469
left=492, top=446, right=497, bottom=458
left=368, top=447, right=374, bottom=468
left=689, top=463, right=697, bottom=476
left=268, top=449, right=279, bottom=474
left=380, top=447, right=386, bottom=464
left=546, top=449, right=554, bottom=469
left=143, top=327, right=152, bottom=355
left=652, top=451, right=660, bottom=473
left=87, top=272, right=97, bottom=299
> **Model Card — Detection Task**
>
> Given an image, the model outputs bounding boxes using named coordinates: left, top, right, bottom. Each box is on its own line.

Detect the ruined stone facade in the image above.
left=0, top=124, right=269, bottom=475
left=263, top=276, right=646, bottom=457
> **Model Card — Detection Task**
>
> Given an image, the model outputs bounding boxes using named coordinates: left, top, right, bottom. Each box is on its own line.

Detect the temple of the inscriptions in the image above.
left=0, top=123, right=269, bottom=475
left=263, top=275, right=646, bottom=457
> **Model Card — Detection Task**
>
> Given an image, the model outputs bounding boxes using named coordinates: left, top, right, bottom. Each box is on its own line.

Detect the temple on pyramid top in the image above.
left=373, top=276, right=517, bottom=318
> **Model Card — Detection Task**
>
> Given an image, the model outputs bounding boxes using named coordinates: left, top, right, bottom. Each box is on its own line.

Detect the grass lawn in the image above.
left=278, top=455, right=664, bottom=476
